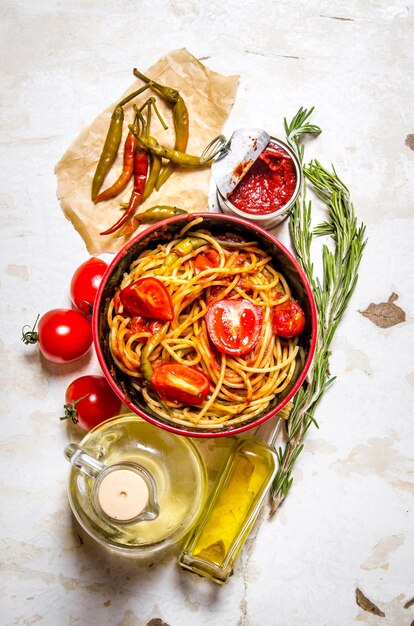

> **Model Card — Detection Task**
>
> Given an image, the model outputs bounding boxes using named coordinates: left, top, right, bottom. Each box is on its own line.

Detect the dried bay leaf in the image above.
left=355, top=588, right=385, bottom=617
left=359, top=292, right=406, bottom=328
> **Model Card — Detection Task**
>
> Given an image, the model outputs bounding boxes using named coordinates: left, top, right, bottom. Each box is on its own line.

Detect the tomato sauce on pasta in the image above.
left=107, top=218, right=304, bottom=430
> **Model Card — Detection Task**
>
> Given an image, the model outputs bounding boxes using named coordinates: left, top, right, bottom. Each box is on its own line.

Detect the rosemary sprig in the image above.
left=284, top=106, right=322, bottom=162
left=270, top=109, right=367, bottom=515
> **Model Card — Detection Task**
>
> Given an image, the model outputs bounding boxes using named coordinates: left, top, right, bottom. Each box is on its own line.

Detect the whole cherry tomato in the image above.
left=120, top=277, right=174, bottom=321
left=22, top=309, right=92, bottom=363
left=150, top=362, right=211, bottom=406
left=70, top=257, right=108, bottom=314
left=206, top=298, right=263, bottom=356
left=272, top=299, right=305, bottom=338
left=62, top=375, right=122, bottom=430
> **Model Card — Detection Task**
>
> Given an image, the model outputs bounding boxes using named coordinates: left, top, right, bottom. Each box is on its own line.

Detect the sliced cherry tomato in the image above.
left=150, top=362, right=211, bottom=406
left=22, top=309, right=92, bottom=364
left=62, top=375, right=122, bottom=431
left=272, top=299, right=305, bottom=338
left=205, top=298, right=262, bottom=357
left=120, top=277, right=174, bottom=321
left=128, top=316, right=163, bottom=339
left=70, top=258, right=108, bottom=314
left=130, top=315, right=149, bottom=334
left=192, top=249, right=221, bottom=274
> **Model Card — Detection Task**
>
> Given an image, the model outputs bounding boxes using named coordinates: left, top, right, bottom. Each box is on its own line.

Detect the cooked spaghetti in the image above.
left=107, top=218, right=304, bottom=429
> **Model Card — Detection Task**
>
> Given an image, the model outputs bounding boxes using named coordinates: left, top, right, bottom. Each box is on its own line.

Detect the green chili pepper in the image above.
left=174, top=97, right=189, bottom=148
left=134, top=99, right=160, bottom=204
left=117, top=205, right=188, bottom=237
left=163, top=236, right=206, bottom=268
left=132, top=68, right=190, bottom=190
left=91, top=105, right=124, bottom=201
left=141, top=153, right=162, bottom=202
left=138, top=205, right=187, bottom=223
left=133, top=68, right=179, bottom=104
left=130, top=133, right=212, bottom=168
left=132, top=98, right=167, bottom=203
left=140, top=323, right=169, bottom=381
left=91, top=84, right=149, bottom=201
left=156, top=96, right=189, bottom=190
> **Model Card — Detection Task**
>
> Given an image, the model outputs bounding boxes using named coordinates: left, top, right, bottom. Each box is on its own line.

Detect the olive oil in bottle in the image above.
left=179, top=438, right=277, bottom=583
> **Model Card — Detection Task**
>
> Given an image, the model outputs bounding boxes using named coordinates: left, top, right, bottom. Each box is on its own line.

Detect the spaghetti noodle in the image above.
left=107, top=218, right=304, bottom=430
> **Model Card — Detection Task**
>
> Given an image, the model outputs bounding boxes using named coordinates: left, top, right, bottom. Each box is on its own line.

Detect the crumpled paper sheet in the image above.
left=55, top=48, right=239, bottom=254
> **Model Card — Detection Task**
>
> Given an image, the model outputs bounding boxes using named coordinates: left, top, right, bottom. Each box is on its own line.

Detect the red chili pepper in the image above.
left=94, top=132, right=137, bottom=203
left=100, top=148, right=149, bottom=236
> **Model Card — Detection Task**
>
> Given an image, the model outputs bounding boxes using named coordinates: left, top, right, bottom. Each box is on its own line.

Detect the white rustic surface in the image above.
left=1, top=1, right=413, bottom=625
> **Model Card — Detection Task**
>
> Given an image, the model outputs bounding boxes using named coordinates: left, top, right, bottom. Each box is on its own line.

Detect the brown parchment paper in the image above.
left=55, top=49, right=239, bottom=254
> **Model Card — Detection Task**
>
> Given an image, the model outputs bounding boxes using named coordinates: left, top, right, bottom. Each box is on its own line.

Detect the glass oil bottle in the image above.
left=179, top=434, right=278, bottom=584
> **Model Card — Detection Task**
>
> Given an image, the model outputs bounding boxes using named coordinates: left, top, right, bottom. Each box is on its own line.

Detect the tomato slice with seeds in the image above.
left=150, top=362, right=211, bottom=406
left=120, top=277, right=174, bottom=321
left=206, top=299, right=262, bottom=357
left=272, top=299, right=305, bottom=338
left=192, top=249, right=221, bottom=274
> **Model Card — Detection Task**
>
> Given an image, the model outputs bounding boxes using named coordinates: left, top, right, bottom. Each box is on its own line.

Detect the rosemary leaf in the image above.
left=270, top=108, right=367, bottom=515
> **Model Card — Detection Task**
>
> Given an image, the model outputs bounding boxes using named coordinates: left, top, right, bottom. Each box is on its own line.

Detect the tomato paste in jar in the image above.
left=228, top=141, right=297, bottom=215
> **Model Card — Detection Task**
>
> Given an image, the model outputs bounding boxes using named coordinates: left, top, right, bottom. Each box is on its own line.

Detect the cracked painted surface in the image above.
left=355, top=592, right=414, bottom=626
left=1, top=1, right=413, bottom=625
left=360, top=535, right=405, bottom=571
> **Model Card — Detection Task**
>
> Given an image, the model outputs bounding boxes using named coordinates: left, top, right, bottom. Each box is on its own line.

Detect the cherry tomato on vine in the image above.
left=70, top=257, right=108, bottom=314
left=120, top=277, right=174, bottom=321
left=22, top=309, right=92, bottom=364
left=61, top=375, right=122, bottom=431
left=272, top=299, right=305, bottom=338
left=150, top=362, right=211, bottom=406
left=206, top=298, right=263, bottom=357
